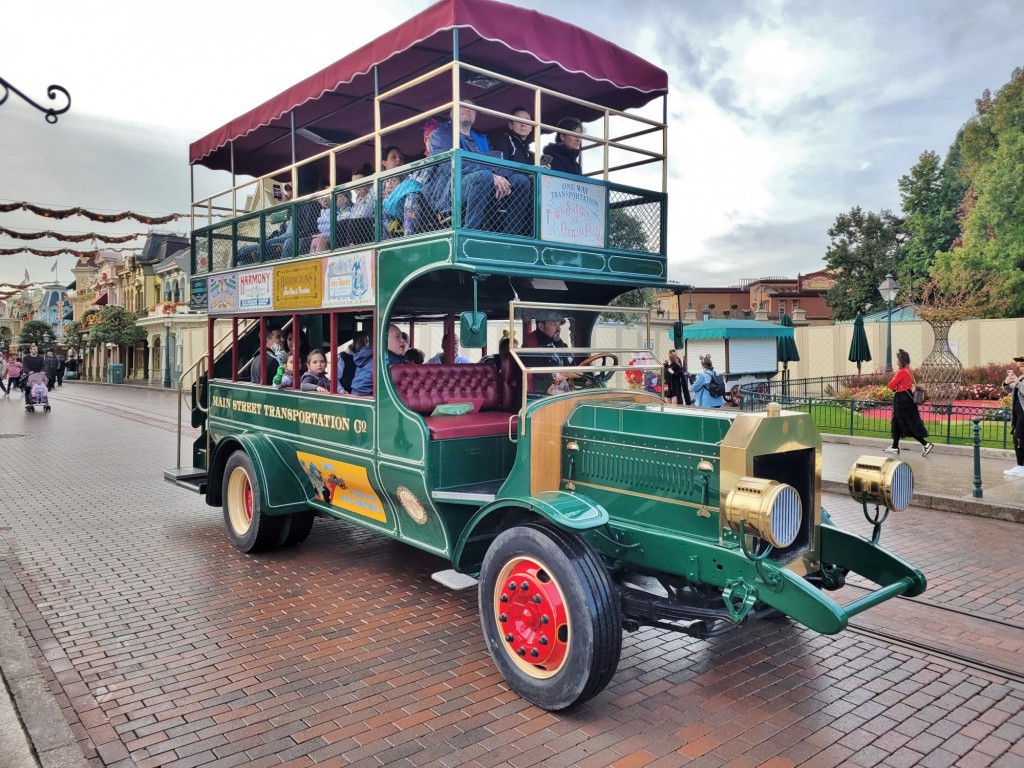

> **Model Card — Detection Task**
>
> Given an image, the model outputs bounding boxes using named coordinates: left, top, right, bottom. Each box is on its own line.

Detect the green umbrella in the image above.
left=777, top=313, right=799, bottom=395
left=848, top=311, right=872, bottom=376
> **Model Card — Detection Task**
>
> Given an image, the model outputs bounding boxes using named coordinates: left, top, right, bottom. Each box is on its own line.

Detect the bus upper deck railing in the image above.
left=739, top=376, right=1013, bottom=449
left=190, top=152, right=666, bottom=276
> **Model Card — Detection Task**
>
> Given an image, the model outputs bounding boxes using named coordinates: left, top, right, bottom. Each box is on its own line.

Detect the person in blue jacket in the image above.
left=690, top=354, right=725, bottom=408
left=424, top=99, right=531, bottom=235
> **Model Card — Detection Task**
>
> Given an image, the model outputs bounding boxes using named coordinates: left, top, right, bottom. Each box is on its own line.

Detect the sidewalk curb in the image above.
left=0, top=591, right=88, bottom=768
left=821, top=478, right=1024, bottom=524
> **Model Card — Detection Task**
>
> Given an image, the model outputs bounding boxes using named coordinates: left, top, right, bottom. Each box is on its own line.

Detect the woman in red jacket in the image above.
left=885, top=349, right=933, bottom=456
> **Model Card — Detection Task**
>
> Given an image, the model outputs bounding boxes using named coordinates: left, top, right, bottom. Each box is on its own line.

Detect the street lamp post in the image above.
left=878, top=273, right=899, bottom=373
left=163, top=317, right=172, bottom=388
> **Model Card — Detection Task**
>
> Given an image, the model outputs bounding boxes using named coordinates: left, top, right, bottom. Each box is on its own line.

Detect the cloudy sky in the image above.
left=1, top=0, right=1020, bottom=289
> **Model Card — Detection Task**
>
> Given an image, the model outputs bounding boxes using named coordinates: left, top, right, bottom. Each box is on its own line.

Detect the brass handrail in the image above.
left=174, top=318, right=256, bottom=469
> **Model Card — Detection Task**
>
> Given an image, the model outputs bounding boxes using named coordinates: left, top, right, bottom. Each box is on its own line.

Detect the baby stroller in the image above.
left=24, top=371, right=50, bottom=413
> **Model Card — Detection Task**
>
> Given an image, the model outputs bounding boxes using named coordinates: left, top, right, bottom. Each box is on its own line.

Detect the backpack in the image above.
left=707, top=370, right=725, bottom=399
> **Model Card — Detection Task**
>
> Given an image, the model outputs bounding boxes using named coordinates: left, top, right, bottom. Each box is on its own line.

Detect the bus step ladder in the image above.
left=431, top=570, right=478, bottom=590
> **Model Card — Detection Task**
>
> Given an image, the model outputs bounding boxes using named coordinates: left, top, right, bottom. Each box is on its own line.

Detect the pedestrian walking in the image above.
left=663, top=349, right=685, bottom=405
left=56, top=355, right=66, bottom=386
left=21, top=344, right=44, bottom=408
left=44, top=351, right=60, bottom=390
left=691, top=354, right=725, bottom=408
left=884, top=348, right=933, bottom=456
left=1001, top=354, right=1024, bottom=476
left=0, top=354, right=7, bottom=397
left=5, top=355, right=22, bottom=398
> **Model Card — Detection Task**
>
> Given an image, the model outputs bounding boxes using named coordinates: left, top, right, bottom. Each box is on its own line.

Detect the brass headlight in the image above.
left=724, top=477, right=803, bottom=548
left=847, top=455, right=913, bottom=511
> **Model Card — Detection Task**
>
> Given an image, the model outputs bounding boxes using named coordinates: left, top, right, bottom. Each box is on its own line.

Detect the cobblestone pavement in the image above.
left=0, top=384, right=1022, bottom=768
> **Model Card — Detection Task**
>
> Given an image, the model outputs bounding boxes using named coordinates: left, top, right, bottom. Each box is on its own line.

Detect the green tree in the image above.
left=898, top=149, right=965, bottom=281
left=63, top=320, right=87, bottom=353
left=608, top=209, right=649, bottom=252
left=823, top=207, right=906, bottom=321
left=89, top=306, right=146, bottom=348
left=934, top=68, right=1024, bottom=316
left=18, top=320, right=55, bottom=351
left=601, top=287, right=655, bottom=324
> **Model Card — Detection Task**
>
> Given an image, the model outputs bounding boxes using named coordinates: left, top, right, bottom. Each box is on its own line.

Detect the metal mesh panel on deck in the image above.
left=211, top=224, right=233, bottom=272
left=458, top=159, right=536, bottom=238
left=379, top=163, right=451, bottom=239
left=608, top=189, right=663, bottom=254
left=336, top=182, right=375, bottom=248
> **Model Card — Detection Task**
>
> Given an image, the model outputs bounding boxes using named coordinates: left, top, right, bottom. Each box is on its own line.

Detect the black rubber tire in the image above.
left=274, top=511, right=315, bottom=547
left=222, top=451, right=282, bottom=552
left=478, top=522, right=621, bottom=711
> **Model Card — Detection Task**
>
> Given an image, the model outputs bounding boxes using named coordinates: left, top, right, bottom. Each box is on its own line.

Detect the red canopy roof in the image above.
left=190, top=0, right=668, bottom=178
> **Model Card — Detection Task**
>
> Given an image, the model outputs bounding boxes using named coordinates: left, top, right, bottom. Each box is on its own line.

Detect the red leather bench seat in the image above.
left=391, top=363, right=517, bottom=439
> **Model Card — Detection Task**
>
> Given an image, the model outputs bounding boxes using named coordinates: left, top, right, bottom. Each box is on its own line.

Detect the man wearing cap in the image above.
left=1002, top=355, right=1024, bottom=475
left=524, top=311, right=573, bottom=394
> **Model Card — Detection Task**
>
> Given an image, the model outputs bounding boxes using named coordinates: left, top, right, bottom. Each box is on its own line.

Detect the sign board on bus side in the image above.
left=204, top=252, right=376, bottom=315
left=540, top=176, right=606, bottom=248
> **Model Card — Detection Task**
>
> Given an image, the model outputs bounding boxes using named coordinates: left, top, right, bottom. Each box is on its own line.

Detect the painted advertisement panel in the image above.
left=208, top=274, right=238, bottom=314
left=274, top=260, right=323, bottom=310
left=540, top=176, right=606, bottom=247
left=238, top=268, right=273, bottom=310
left=323, top=250, right=374, bottom=307
left=190, top=277, right=208, bottom=312
left=295, top=451, right=387, bottom=523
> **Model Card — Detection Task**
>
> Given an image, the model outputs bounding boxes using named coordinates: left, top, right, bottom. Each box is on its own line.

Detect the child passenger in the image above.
left=300, top=350, right=331, bottom=393
left=273, top=352, right=296, bottom=389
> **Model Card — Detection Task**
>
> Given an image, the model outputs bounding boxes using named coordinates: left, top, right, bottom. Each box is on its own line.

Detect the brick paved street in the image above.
left=1, top=383, right=1022, bottom=768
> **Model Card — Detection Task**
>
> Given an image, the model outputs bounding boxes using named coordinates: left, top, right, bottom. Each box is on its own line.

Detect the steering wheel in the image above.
left=571, top=353, right=619, bottom=388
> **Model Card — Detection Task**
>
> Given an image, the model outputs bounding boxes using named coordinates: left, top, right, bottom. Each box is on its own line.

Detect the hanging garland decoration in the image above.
left=0, top=226, right=142, bottom=243
left=0, top=246, right=138, bottom=257
left=0, top=201, right=186, bottom=224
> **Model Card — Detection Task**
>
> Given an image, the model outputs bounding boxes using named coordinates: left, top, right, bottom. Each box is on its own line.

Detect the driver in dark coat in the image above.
left=524, top=310, right=573, bottom=394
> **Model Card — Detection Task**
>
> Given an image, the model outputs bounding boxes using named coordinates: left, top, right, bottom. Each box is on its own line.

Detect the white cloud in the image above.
left=1, top=0, right=1021, bottom=291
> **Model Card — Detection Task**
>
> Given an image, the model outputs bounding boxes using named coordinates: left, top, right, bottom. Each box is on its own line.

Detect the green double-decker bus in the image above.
left=168, top=0, right=925, bottom=710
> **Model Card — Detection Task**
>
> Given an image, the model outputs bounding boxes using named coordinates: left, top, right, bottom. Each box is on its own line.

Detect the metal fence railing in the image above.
left=190, top=151, right=669, bottom=275
left=740, top=376, right=1013, bottom=449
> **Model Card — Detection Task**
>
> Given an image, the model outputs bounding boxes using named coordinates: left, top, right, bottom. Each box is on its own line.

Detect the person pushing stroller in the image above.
left=20, top=343, right=46, bottom=410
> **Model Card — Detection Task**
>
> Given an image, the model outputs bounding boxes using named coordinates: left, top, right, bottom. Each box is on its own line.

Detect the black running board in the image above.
left=163, top=468, right=207, bottom=495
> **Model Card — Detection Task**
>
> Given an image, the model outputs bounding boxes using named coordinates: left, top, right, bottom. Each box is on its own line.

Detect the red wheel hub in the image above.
left=243, top=480, right=253, bottom=522
left=496, top=559, right=569, bottom=672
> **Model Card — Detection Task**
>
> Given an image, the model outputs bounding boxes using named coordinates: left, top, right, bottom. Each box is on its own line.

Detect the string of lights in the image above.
left=0, top=201, right=187, bottom=224
left=0, top=227, right=143, bottom=244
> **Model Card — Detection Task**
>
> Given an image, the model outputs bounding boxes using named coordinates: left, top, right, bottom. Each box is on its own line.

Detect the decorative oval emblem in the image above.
left=396, top=485, right=428, bottom=525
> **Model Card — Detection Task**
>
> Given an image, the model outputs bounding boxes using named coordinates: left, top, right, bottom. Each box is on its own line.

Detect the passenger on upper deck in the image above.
left=237, top=185, right=294, bottom=263
left=427, top=333, right=472, bottom=364
left=425, top=99, right=531, bottom=236
left=311, top=190, right=352, bottom=252
left=381, top=147, right=404, bottom=185
left=542, top=118, right=584, bottom=176
left=488, top=107, right=536, bottom=166
left=346, top=165, right=375, bottom=220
